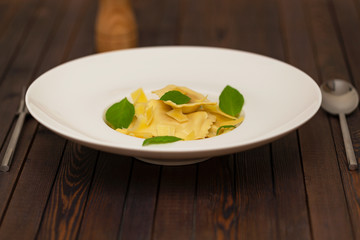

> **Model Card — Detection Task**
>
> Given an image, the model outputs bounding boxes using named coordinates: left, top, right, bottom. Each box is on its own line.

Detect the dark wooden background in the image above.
left=0, top=0, right=360, bottom=239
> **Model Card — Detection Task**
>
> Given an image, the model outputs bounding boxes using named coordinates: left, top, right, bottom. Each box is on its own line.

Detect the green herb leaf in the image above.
left=216, top=125, right=236, bottom=135
left=219, top=85, right=244, bottom=117
left=105, top=97, right=135, bottom=129
left=143, top=136, right=182, bottom=146
left=160, top=90, right=191, bottom=104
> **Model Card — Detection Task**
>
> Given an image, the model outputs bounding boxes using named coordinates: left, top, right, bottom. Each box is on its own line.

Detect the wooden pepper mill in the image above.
left=95, top=0, right=138, bottom=52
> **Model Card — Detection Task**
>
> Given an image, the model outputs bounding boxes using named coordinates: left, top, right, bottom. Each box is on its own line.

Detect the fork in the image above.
left=1, top=87, right=29, bottom=172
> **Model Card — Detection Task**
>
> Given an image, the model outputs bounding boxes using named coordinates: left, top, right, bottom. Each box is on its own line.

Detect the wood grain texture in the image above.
left=77, top=153, right=132, bottom=240
left=302, top=0, right=358, bottom=239
left=132, top=0, right=163, bottom=46
left=33, top=0, right=91, bottom=77
left=0, top=0, right=71, bottom=235
left=279, top=0, right=355, bottom=239
left=0, top=0, right=96, bottom=238
left=330, top=0, right=360, bottom=238
left=0, top=126, right=66, bottom=240
left=37, top=143, right=98, bottom=240
left=0, top=0, right=42, bottom=81
left=235, top=146, right=278, bottom=240
left=151, top=165, right=197, bottom=240
left=0, top=118, right=37, bottom=221
left=195, top=156, right=237, bottom=240
left=132, top=0, right=180, bottom=46
left=118, top=161, right=160, bottom=240
left=271, top=133, right=311, bottom=240
left=64, top=0, right=97, bottom=61
left=0, top=0, right=20, bottom=36
left=299, top=113, right=353, bottom=240
left=228, top=0, right=284, bottom=59
left=179, top=0, right=223, bottom=46
left=0, top=0, right=59, bottom=157
left=0, top=0, right=360, bottom=239
left=0, top=0, right=73, bottom=206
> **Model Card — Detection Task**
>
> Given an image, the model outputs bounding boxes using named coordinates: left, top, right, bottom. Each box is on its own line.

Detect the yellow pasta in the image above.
left=115, top=85, right=244, bottom=140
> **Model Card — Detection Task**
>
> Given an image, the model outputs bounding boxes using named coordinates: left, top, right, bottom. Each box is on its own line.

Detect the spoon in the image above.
left=321, top=79, right=359, bottom=170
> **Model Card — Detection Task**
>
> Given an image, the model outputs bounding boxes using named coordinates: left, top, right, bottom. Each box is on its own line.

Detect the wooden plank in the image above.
left=235, top=146, right=278, bottom=240
left=0, top=0, right=69, bottom=226
left=0, top=118, right=39, bottom=219
left=151, top=165, right=196, bottom=240
left=299, top=114, right=353, bottom=240
left=132, top=0, right=163, bottom=46
left=0, top=0, right=98, bottom=238
left=65, top=0, right=97, bottom=61
left=153, top=0, right=181, bottom=45
left=0, top=0, right=42, bottom=80
left=34, top=0, right=100, bottom=238
left=330, top=0, right=360, bottom=238
left=33, top=0, right=93, bottom=77
left=36, top=143, right=98, bottom=240
left=227, top=0, right=285, bottom=59
left=77, top=153, right=132, bottom=240
left=195, top=156, right=237, bottom=240
left=0, top=0, right=64, bottom=151
left=117, top=161, right=160, bottom=240
left=302, top=0, right=356, bottom=239
left=279, top=0, right=355, bottom=238
left=133, top=0, right=180, bottom=46
left=0, top=126, right=66, bottom=240
left=271, top=133, right=311, bottom=240
left=0, top=0, right=20, bottom=35
left=178, top=0, right=218, bottom=46
left=0, top=0, right=93, bottom=222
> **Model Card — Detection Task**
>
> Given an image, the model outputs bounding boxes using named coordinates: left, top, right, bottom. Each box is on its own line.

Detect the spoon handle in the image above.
left=339, top=113, right=358, bottom=170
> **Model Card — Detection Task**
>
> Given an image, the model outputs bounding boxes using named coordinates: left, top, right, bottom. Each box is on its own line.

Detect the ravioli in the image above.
left=111, top=85, right=244, bottom=141
left=153, top=85, right=217, bottom=113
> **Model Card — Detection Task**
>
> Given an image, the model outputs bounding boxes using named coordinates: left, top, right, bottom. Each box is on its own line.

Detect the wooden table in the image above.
left=0, top=0, right=360, bottom=239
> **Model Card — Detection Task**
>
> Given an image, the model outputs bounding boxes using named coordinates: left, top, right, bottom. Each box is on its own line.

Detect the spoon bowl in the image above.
left=321, top=79, right=359, bottom=114
left=320, top=79, right=359, bottom=170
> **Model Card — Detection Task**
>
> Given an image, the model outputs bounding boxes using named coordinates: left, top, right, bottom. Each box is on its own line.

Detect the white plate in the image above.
left=26, top=46, right=321, bottom=165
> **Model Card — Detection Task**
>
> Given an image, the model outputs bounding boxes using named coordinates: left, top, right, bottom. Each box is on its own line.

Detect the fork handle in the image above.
left=339, top=113, right=358, bottom=170
left=1, top=111, right=27, bottom=172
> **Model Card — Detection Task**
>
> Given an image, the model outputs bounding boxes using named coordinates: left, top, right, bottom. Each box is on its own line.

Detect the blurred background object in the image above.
left=95, top=0, right=138, bottom=52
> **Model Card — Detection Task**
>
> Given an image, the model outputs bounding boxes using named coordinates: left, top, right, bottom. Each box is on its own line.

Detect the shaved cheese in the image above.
left=131, top=88, right=148, bottom=103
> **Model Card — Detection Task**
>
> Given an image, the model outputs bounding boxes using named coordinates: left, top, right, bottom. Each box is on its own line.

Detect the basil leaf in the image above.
left=143, top=136, right=182, bottom=146
left=216, top=125, right=236, bottom=135
left=105, top=97, right=135, bottom=129
left=219, top=85, right=244, bottom=117
left=160, top=90, right=191, bottom=104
